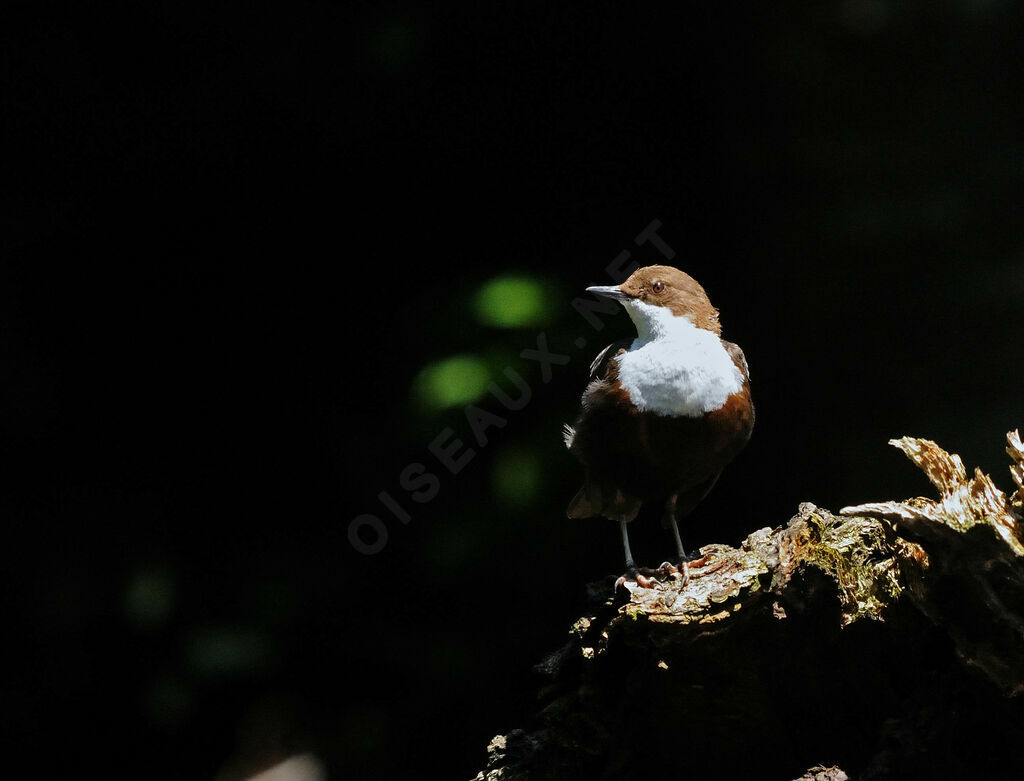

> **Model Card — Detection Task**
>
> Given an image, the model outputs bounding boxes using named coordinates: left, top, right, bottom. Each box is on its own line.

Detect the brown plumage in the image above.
left=564, top=266, right=754, bottom=574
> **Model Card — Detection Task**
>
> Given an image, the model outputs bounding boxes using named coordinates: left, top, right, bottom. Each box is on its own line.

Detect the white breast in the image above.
left=615, top=299, right=743, bottom=418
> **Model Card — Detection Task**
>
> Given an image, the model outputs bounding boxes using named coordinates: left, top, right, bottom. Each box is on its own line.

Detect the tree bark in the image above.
left=472, top=432, right=1024, bottom=780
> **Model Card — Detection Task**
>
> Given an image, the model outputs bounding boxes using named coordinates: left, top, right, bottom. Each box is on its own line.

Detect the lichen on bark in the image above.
left=472, top=431, right=1024, bottom=780
left=841, top=431, right=1024, bottom=695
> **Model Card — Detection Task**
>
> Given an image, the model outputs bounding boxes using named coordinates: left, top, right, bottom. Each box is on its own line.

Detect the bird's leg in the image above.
left=620, top=519, right=636, bottom=571
left=662, top=495, right=681, bottom=559
left=615, top=520, right=659, bottom=589
left=664, top=493, right=704, bottom=559
left=662, top=494, right=699, bottom=584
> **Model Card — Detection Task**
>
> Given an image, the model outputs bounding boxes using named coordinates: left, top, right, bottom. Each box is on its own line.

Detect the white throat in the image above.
left=614, top=299, right=743, bottom=418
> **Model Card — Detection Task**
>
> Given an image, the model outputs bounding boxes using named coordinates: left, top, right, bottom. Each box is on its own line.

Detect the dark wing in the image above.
left=564, top=337, right=643, bottom=521
left=588, top=338, right=633, bottom=380
left=722, top=340, right=750, bottom=381
left=564, top=338, right=632, bottom=450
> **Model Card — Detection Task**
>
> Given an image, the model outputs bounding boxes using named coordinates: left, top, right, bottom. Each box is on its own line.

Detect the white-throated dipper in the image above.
left=563, top=265, right=754, bottom=584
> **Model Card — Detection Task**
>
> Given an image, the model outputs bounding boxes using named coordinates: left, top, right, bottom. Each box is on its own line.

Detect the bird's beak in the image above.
left=585, top=285, right=631, bottom=301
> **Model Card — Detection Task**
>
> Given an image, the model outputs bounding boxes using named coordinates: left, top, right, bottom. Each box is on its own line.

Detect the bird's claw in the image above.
left=616, top=568, right=662, bottom=590
left=616, top=551, right=714, bottom=590
left=635, top=572, right=659, bottom=589
left=616, top=561, right=689, bottom=591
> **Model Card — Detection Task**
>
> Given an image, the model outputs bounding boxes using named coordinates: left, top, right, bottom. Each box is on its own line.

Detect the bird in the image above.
left=563, top=265, right=754, bottom=585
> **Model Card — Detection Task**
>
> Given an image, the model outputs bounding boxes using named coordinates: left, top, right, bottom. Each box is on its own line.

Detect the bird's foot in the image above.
left=615, top=561, right=687, bottom=590
left=651, top=560, right=690, bottom=586
left=671, top=548, right=711, bottom=585
left=660, top=559, right=690, bottom=586
left=615, top=566, right=660, bottom=590
left=613, top=551, right=714, bottom=591
left=684, top=550, right=714, bottom=573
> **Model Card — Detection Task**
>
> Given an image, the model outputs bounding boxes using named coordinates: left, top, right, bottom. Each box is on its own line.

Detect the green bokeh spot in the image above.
left=492, top=448, right=542, bottom=505
left=124, top=568, right=176, bottom=629
left=415, top=354, right=490, bottom=409
left=186, top=627, right=273, bottom=677
left=472, top=275, right=552, bottom=328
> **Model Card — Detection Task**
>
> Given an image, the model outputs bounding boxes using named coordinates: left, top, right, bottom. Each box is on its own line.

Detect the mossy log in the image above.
left=473, top=432, right=1024, bottom=781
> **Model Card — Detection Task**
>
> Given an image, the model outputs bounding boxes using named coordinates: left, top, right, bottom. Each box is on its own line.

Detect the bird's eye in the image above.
left=652, top=281, right=665, bottom=294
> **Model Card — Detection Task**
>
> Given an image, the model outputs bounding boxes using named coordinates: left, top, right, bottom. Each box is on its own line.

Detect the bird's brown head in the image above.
left=587, top=265, right=721, bottom=335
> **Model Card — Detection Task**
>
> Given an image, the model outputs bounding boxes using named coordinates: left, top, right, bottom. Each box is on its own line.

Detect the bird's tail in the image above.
left=566, top=478, right=641, bottom=522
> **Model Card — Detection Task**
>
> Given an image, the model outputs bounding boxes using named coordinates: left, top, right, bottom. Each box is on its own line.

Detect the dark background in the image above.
left=3, top=1, right=1022, bottom=778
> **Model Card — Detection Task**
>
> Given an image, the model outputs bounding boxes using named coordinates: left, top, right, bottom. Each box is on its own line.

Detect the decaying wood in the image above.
left=1008, top=429, right=1024, bottom=513
left=472, top=431, right=1024, bottom=781
left=840, top=432, right=1024, bottom=695
left=840, top=434, right=1024, bottom=556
